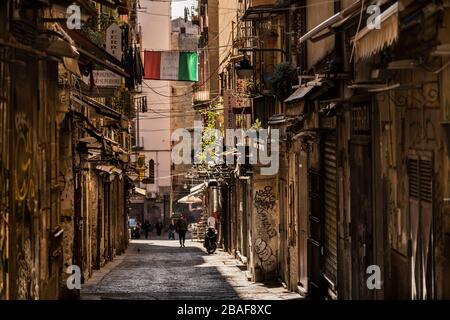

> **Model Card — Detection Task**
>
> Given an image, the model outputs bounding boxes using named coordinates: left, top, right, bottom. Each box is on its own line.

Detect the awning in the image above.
left=190, top=182, right=207, bottom=194
left=71, top=92, right=122, bottom=121
left=63, top=27, right=130, bottom=78
left=299, top=0, right=363, bottom=44
left=134, top=187, right=146, bottom=196
left=352, top=2, right=402, bottom=62
left=178, top=194, right=203, bottom=204
left=95, top=165, right=122, bottom=175
left=284, top=86, right=315, bottom=103
left=112, top=167, right=123, bottom=175
left=284, top=78, right=329, bottom=103
left=268, top=114, right=295, bottom=125
left=96, top=165, right=115, bottom=173
left=293, top=130, right=320, bottom=141
left=126, top=173, right=139, bottom=182
left=241, top=1, right=290, bottom=21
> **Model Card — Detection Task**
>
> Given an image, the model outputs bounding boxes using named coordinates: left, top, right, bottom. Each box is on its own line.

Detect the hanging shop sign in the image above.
left=82, top=70, right=121, bottom=88
left=106, top=23, right=123, bottom=61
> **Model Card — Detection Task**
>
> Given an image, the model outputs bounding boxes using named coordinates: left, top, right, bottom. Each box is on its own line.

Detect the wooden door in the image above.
left=349, top=136, right=373, bottom=300
left=308, top=168, right=323, bottom=299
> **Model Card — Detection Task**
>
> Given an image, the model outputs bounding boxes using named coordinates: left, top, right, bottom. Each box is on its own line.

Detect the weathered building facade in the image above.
left=202, top=0, right=450, bottom=300
left=0, top=0, right=141, bottom=300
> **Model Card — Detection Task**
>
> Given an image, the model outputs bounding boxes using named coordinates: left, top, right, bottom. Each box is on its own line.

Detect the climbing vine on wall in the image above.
left=198, top=99, right=224, bottom=165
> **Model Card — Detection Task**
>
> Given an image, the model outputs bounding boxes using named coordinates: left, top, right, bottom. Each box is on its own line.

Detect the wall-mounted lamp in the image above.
left=234, top=56, right=254, bottom=79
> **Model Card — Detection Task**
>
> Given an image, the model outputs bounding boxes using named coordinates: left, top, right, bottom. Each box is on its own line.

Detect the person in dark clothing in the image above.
left=175, top=216, right=188, bottom=247
left=168, top=222, right=175, bottom=240
left=155, top=221, right=163, bottom=236
left=143, top=220, right=151, bottom=239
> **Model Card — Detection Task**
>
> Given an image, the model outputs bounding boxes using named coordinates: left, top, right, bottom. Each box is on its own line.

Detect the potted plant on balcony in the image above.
left=268, top=62, right=296, bottom=101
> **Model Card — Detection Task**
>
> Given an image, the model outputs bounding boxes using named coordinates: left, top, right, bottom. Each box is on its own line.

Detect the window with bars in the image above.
left=351, top=105, right=371, bottom=136
left=135, top=96, right=147, bottom=113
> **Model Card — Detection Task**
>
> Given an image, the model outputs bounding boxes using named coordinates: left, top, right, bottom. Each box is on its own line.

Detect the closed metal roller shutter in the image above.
left=323, top=136, right=338, bottom=285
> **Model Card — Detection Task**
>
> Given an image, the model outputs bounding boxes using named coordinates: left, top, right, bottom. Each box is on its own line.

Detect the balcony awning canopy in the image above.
left=96, top=165, right=116, bottom=174
left=190, top=182, right=207, bottom=194
left=242, top=6, right=290, bottom=21
left=178, top=194, right=203, bottom=204
left=63, top=27, right=130, bottom=79
left=299, top=0, right=365, bottom=44
left=71, top=92, right=122, bottom=121
left=96, top=165, right=122, bottom=175
left=134, top=187, right=146, bottom=196
left=126, top=173, right=139, bottom=182
left=299, top=0, right=397, bottom=45
left=352, top=2, right=402, bottom=62
left=284, top=78, right=328, bottom=103
left=284, top=86, right=315, bottom=103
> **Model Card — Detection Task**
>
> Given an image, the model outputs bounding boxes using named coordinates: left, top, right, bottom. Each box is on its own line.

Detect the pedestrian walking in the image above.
left=143, top=220, right=150, bottom=239
left=168, top=221, right=175, bottom=240
left=155, top=221, right=163, bottom=236
left=175, top=215, right=188, bottom=247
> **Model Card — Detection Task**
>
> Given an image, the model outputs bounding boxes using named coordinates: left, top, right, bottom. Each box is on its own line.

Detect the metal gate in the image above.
left=308, top=166, right=323, bottom=299
left=323, top=136, right=338, bottom=292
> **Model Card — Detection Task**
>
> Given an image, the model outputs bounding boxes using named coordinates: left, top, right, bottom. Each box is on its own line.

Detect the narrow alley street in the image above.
left=81, top=234, right=302, bottom=300
left=4, top=0, right=450, bottom=304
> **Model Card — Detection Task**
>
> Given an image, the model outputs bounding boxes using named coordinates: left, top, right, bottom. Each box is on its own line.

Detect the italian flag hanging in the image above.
left=143, top=51, right=198, bottom=81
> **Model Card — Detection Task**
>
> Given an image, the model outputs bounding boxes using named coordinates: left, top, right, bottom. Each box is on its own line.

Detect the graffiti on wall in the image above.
left=254, top=186, right=277, bottom=239
left=254, top=238, right=277, bottom=272
left=14, top=112, right=36, bottom=299
left=14, top=112, right=34, bottom=202
left=17, top=239, right=33, bottom=299
left=253, top=186, right=277, bottom=272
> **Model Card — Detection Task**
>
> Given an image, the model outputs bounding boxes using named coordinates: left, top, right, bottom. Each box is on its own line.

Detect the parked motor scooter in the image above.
left=203, top=227, right=217, bottom=254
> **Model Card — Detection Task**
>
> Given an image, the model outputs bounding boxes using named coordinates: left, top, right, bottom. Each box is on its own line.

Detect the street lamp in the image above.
left=234, top=56, right=254, bottom=79
left=235, top=47, right=288, bottom=79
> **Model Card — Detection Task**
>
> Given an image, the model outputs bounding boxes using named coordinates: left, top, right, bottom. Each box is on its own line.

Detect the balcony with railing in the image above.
left=242, top=0, right=290, bottom=20
left=193, top=90, right=210, bottom=107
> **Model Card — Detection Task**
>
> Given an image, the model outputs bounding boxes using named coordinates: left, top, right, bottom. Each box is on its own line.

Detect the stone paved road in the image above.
left=81, top=235, right=302, bottom=300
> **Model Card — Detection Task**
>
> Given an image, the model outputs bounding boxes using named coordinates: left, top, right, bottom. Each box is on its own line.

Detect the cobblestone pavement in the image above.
left=81, top=234, right=303, bottom=300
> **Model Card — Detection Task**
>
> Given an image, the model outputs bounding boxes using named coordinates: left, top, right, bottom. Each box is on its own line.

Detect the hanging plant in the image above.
left=251, top=118, right=262, bottom=130
left=242, top=79, right=256, bottom=95
left=198, top=99, right=223, bottom=165
left=99, top=12, right=119, bottom=31
left=268, top=62, right=296, bottom=101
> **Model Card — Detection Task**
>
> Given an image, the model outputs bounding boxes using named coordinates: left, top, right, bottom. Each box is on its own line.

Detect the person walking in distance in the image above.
left=155, top=221, right=163, bottom=236
left=175, top=215, right=188, bottom=247
left=168, top=220, right=175, bottom=240
left=143, top=220, right=150, bottom=239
